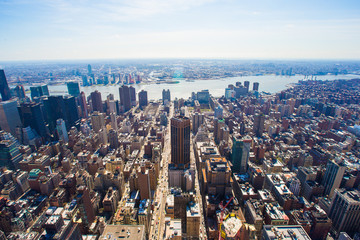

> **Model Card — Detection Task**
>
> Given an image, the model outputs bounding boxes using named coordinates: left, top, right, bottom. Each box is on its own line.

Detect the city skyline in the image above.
left=1, top=0, right=360, bottom=61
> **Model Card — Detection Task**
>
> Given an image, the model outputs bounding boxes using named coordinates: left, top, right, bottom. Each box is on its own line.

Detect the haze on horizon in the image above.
left=1, top=0, right=360, bottom=62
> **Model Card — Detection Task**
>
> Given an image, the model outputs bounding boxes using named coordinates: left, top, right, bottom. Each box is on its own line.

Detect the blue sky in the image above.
left=0, top=0, right=359, bottom=61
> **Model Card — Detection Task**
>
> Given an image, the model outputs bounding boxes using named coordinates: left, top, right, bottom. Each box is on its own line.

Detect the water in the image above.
left=21, top=74, right=359, bottom=100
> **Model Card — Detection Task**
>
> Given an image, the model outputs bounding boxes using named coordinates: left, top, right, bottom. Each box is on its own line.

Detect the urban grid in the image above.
left=0, top=61, right=360, bottom=240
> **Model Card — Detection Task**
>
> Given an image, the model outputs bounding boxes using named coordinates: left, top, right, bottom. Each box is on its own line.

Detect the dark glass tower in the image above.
left=0, top=70, right=11, bottom=101
left=67, top=82, right=80, bottom=96
left=90, top=90, right=102, bottom=112
left=18, top=102, right=48, bottom=139
left=119, top=86, right=131, bottom=112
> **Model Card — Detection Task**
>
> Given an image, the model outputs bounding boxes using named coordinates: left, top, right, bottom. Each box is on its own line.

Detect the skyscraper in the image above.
left=231, top=134, right=252, bottom=173
left=138, top=90, right=148, bottom=109
left=91, top=111, right=105, bottom=133
left=64, top=95, right=79, bottom=128
left=67, top=82, right=80, bottom=96
left=76, top=186, right=95, bottom=232
left=13, top=85, right=26, bottom=99
left=87, top=64, right=92, bottom=75
left=0, top=99, right=22, bottom=136
left=0, top=70, right=11, bottom=101
left=56, top=119, right=68, bottom=143
left=329, top=188, right=360, bottom=237
left=322, top=160, right=346, bottom=198
left=18, top=102, right=48, bottom=139
left=171, top=116, right=191, bottom=169
left=192, top=112, right=204, bottom=134
left=30, top=85, right=49, bottom=99
left=119, top=86, right=131, bottom=112
left=253, top=82, right=259, bottom=91
left=253, top=113, right=265, bottom=137
left=90, top=90, right=103, bottom=112
left=162, top=89, right=171, bottom=105
left=244, top=81, right=250, bottom=92
left=130, top=86, right=136, bottom=106
left=0, top=130, right=23, bottom=169
left=79, top=92, right=88, bottom=118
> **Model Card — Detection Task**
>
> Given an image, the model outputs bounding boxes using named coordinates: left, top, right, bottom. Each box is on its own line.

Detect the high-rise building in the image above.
left=56, top=119, right=68, bottom=143
left=0, top=70, right=11, bottom=101
left=91, top=111, right=105, bottom=133
left=196, top=90, right=210, bottom=104
left=214, top=118, right=225, bottom=144
left=171, top=116, right=191, bottom=169
left=253, top=82, right=259, bottom=91
left=322, top=160, right=346, bottom=198
left=119, top=86, right=131, bottom=112
left=130, top=86, right=136, bottom=106
left=79, top=92, right=88, bottom=118
left=67, top=82, right=80, bottom=96
left=329, top=189, right=360, bottom=237
left=253, top=113, right=265, bottom=137
left=137, top=167, right=151, bottom=200
left=18, top=102, right=48, bottom=139
left=214, top=105, right=223, bottom=119
left=87, top=64, right=92, bottom=75
left=64, top=95, right=79, bottom=128
left=13, top=85, right=26, bottom=99
left=108, top=128, right=119, bottom=149
left=231, top=134, right=252, bottom=173
left=76, top=186, right=95, bottom=231
left=138, top=90, right=148, bottom=109
left=30, top=85, right=49, bottom=99
left=162, top=89, right=171, bottom=105
left=90, top=90, right=103, bottom=112
left=43, top=96, right=67, bottom=132
left=244, top=81, right=250, bottom=91
left=0, top=131, right=23, bottom=169
left=192, top=112, right=204, bottom=134
left=0, top=99, right=22, bottom=136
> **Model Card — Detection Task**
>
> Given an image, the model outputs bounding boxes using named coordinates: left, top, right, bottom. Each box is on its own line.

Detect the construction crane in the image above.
left=218, top=196, right=234, bottom=240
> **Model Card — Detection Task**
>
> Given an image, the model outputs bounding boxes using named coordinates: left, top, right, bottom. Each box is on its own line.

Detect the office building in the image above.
left=204, top=157, right=232, bottom=196
left=322, top=160, right=346, bottom=198
left=30, top=85, right=49, bottom=99
left=76, top=186, right=95, bottom=231
left=130, top=86, right=136, bottom=106
left=13, top=85, right=26, bottom=99
left=162, top=89, right=171, bottom=105
left=0, top=70, right=11, bottom=101
left=67, top=82, right=80, bottom=96
left=196, top=90, right=210, bottom=104
left=87, top=64, right=92, bottom=75
left=171, top=116, right=191, bottom=169
left=253, top=113, right=265, bottom=137
left=56, top=119, right=68, bottom=143
left=253, top=82, right=259, bottom=91
left=231, top=134, right=252, bottom=173
left=100, top=225, right=146, bottom=240
left=90, top=90, right=103, bottom=112
left=244, top=81, right=250, bottom=91
left=214, top=105, right=223, bottom=119
left=192, top=112, right=204, bottom=134
left=0, top=99, right=22, bottom=136
left=43, top=96, right=67, bottom=132
left=138, top=90, right=148, bottom=109
left=18, top=102, right=48, bottom=139
left=119, top=85, right=131, bottom=112
left=79, top=92, right=88, bottom=118
left=329, top=189, right=360, bottom=237
left=0, top=131, right=23, bottom=169
left=63, top=95, right=79, bottom=128
left=90, top=111, right=105, bottom=133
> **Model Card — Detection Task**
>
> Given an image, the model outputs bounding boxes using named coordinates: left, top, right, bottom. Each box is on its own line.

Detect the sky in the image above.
left=0, top=0, right=360, bottom=61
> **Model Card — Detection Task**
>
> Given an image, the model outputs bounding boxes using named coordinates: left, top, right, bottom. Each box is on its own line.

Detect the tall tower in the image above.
left=329, top=189, right=360, bottom=237
left=56, top=119, right=68, bottom=143
left=130, top=86, right=136, bottom=106
left=0, top=131, right=23, bottom=170
left=322, top=160, right=346, bottom=198
left=253, top=82, right=259, bottom=91
left=244, top=81, right=250, bottom=92
left=0, top=100, right=22, bottom=136
left=192, top=112, right=204, bottom=134
left=138, top=90, right=148, bottom=109
left=171, top=116, right=191, bottom=169
left=119, top=85, right=131, bottom=112
left=162, top=89, right=171, bottom=105
left=90, top=90, right=103, bottom=112
left=87, top=64, right=92, bottom=75
left=76, top=186, right=95, bottom=232
left=67, top=82, right=80, bottom=96
left=43, top=96, right=67, bottom=132
left=0, top=70, right=11, bottom=101
left=231, top=134, right=252, bottom=173
left=18, top=102, right=48, bottom=139
left=90, top=111, right=105, bottom=133
left=79, top=92, right=88, bottom=118
left=253, top=113, right=265, bottom=137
